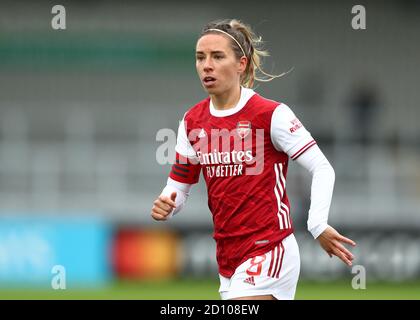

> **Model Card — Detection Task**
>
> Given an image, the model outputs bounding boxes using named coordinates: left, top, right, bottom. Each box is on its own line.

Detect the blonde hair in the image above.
left=200, top=19, right=287, bottom=88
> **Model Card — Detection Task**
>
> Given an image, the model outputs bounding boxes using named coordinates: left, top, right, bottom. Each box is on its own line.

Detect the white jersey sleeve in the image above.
left=295, top=145, right=335, bottom=239
left=174, top=114, right=197, bottom=158
left=160, top=177, right=192, bottom=218
left=165, top=114, right=197, bottom=217
left=270, top=104, right=316, bottom=160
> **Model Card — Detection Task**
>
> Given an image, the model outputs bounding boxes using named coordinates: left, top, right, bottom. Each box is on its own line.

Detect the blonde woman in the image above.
left=151, top=19, right=356, bottom=300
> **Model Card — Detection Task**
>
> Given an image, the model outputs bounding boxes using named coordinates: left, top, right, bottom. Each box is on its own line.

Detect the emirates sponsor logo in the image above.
left=196, top=150, right=253, bottom=165
left=184, top=127, right=265, bottom=176
left=196, top=150, right=253, bottom=178
left=155, top=126, right=264, bottom=174
left=244, top=276, right=255, bottom=286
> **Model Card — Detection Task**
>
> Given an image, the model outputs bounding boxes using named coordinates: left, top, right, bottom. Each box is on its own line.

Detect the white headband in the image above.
left=207, top=28, right=247, bottom=57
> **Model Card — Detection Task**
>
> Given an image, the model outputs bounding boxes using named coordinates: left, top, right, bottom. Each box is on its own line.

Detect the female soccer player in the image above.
left=151, top=19, right=356, bottom=300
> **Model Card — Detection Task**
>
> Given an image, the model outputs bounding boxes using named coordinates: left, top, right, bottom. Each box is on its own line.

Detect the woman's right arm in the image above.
left=151, top=115, right=201, bottom=221
left=151, top=177, right=193, bottom=221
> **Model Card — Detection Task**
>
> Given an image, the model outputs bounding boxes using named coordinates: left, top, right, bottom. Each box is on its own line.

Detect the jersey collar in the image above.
left=209, top=87, right=255, bottom=117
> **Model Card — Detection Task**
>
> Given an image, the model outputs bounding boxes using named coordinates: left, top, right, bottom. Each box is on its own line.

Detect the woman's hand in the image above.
left=317, top=226, right=356, bottom=266
left=151, top=192, right=177, bottom=221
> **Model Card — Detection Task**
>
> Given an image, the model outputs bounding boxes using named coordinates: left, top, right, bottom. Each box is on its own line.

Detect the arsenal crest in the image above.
left=236, top=120, right=251, bottom=139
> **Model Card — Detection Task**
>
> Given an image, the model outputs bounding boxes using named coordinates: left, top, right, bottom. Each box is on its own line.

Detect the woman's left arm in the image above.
left=295, top=145, right=356, bottom=266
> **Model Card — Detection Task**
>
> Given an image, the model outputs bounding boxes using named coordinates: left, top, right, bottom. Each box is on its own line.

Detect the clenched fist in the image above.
left=151, top=192, right=177, bottom=221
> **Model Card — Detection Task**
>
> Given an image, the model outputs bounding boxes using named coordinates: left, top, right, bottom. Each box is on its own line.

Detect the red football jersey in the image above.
left=170, top=87, right=316, bottom=277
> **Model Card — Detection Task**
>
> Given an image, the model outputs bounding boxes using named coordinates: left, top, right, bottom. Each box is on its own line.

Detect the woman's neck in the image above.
left=211, top=86, right=241, bottom=110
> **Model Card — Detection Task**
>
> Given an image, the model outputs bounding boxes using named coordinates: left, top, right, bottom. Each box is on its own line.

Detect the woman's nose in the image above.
left=204, top=58, right=214, bottom=71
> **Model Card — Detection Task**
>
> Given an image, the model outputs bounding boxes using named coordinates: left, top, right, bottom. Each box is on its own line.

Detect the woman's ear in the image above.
left=238, top=56, right=248, bottom=74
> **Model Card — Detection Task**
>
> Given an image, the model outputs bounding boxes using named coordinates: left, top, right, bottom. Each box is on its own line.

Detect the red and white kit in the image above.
left=161, top=87, right=335, bottom=299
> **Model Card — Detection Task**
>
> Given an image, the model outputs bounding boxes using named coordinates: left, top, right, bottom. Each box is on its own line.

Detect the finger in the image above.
left=323, top=247, right=332, bottom=258
left=333, top=248, right=352, bottom=266
left=170, top=192, right=177, bottom=202
left=159, top=195, right=176, bottom=208
left=152, top=206, right=171, bottom=217
left=323, top=249, right=331, bottom=258
left=154, top=200, right=172, bottom=212
left=338, top=235, right=356, bottom=246
left=335, top=250, right=352, bottom=266
left=159, top=195, right=176, bottom=207
left=334, top=241, right=354, bottom=260
left=151, top=211, right=167, bottom=221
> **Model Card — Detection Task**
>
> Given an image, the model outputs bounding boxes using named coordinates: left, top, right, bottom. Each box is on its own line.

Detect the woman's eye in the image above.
left=196, top=56, right=204, bottom=61
left=214, top=55, right=223, bottom=60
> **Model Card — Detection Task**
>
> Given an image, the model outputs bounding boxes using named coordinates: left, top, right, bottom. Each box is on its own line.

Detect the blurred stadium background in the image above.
left=0, top=0, right=419, bottom=299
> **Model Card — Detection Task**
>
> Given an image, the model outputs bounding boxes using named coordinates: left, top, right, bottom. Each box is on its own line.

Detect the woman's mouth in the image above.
left=203, top=76, right=216, bottom=87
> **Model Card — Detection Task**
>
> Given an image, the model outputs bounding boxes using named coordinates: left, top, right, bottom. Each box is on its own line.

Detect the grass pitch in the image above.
left=0, top=279, right=419, bottom=300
